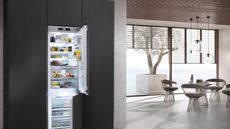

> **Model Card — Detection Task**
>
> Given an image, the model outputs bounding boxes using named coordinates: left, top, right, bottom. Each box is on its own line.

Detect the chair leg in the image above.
left=210, top=90, right=221, bottom=102
left=172, top=92, right=175, bottom=102
left=193, top=98, right=201, bottom=112
left=209, top=91, right=214, bottom=101
left=187, top=98, right=201, bottom=112
left=226, top=95, right=230, bottom=108
left=205, top=94, right=209, bottom=106
left=199, top=93, right=209, bottom=106
left=164, top=91, right=175, bottom=103
left=187, top=98, right=193, bottom=112
left=164, top=91, right=170, bottom=102
left=216, top=91, right=221, bottom=102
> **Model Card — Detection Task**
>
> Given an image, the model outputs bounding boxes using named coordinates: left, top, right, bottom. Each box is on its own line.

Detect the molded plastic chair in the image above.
left=161, top=79, right=178, bottom=103
left=205, top=78, right=226, bottom=102
left=182, top=83, right=206, bottom=112
left=222, top=84, right=230, bottom=108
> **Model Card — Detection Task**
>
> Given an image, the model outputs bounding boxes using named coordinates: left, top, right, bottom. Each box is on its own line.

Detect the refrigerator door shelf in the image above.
left=78, top=25, right=88, bottom=95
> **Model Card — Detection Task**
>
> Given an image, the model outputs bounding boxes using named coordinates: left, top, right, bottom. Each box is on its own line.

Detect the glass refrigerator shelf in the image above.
left=51, top=77, right=77, bottom=81
left=52, top=116, right=71, bottom=119
left=50, top=52, right=72, bottom=54
left=52, top=107, right=71, bottom=111
left=50, top=43, right=76, bottom=46
left=50, top=58, right=68, bottom=60
left=52, top=126, right=71, bottom=129
left=51, top=65, right=77, bottom=69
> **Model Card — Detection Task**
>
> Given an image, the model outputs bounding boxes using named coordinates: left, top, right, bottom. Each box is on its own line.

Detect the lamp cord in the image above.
left=197, top=17, right=199, bottom=43
left=190, top=18, right=193, bottom=53
left=208, top=16, right=210, bottom=55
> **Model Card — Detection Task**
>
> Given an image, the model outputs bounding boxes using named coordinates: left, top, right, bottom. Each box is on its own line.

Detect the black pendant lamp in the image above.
left=195, top=16, right=202, bottom=44
left=207, top=16, right=210, bottom=57
left=190, top=18, right=193, bottom=53
left=203, top=16, right=214, bottom=64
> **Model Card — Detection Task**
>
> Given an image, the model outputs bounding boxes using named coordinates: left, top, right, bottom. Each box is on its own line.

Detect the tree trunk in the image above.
left=153, top=53, right=164, bottom=74
left=145, top=49, right=154, bottom=74
left=153, top=50, right=170, bottom=74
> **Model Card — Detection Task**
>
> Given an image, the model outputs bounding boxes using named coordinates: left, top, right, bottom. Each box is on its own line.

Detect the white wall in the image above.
left=114, top=0, right=126, bottom=129
left=219, top=29, right=230, bottom=83
left=219, top=29, right=230, bottom=101
left=0, top=0, right=3, bottom=128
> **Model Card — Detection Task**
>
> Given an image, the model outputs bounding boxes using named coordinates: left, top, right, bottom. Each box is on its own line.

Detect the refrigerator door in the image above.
left=73, top=94, right=82, bottom=129
left=78, top=25, right=88, bottom=95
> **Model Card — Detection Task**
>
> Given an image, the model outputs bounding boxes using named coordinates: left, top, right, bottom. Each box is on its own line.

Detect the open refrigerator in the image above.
left=48, top=26, right=88, bottom=129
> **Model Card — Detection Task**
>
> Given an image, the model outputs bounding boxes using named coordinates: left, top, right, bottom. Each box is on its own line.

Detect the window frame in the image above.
left=126, top=24, right=219, bottom=96
left=127, top=24, right=218, bottom=64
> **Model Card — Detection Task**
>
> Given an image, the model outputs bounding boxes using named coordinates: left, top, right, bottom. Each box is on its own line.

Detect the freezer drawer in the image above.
left=52, top=117, right=71, bottom=128
left=52, top=109, right=71, bottom=117
left=52, top=97, right=72, bottom=109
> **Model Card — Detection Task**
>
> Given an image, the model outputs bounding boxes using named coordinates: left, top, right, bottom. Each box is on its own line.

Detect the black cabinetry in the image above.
left=48, top=0, right=82, bottom=26
left=4, top=0, right=114, bottom=129
left=4, top=0, right=47, bottom=129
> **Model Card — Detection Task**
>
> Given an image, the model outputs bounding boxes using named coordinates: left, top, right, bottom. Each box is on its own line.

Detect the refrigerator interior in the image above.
left=48, top=26, right=87, bottom=129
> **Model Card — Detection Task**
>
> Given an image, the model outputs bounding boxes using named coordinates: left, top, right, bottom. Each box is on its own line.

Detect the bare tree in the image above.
left=134, top=27, right=181, bottom=74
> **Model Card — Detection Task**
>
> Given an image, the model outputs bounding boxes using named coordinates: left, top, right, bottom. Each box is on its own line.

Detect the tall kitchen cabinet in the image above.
left=4, top=0, right=115, bottom=129
left=4, top=0, right=48, bottom=129
left=48, top=0, right=83, bottom=26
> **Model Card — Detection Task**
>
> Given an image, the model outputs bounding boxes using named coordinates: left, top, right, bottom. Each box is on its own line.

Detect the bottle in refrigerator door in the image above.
left=74, top=48, right=81, bottom=61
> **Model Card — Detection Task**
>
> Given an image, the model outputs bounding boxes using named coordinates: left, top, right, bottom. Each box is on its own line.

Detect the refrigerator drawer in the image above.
left=52, top=98, right=71, bottom=109
left=52, top=117, right=71, bottom=128
left=52, top=109, right=71, bottom=117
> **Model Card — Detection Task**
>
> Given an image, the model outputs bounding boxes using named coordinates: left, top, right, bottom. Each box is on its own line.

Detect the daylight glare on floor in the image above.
left=126, top=94, right=230, bottom=129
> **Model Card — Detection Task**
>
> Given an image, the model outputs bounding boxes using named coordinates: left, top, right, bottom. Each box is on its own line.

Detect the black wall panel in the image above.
left=4, top=0, right=47, bottom=129
left=48, top=0, right=82, bottom=26
left=83, top=0, right=115, bottom=129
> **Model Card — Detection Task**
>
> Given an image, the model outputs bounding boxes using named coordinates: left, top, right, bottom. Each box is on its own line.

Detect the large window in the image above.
left=126, top=25, right=169, bottom=95
left=126, top=25, right=217, bottom=95
left=172, top=28, right=185, bottom=63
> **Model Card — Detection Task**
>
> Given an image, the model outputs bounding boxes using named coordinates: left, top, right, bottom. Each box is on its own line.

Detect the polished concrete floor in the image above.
left=126, top=94, right=230, bottom=129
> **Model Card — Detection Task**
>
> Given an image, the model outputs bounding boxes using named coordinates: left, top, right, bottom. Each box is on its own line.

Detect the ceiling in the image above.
left=127, top=0, right=230, bottom=25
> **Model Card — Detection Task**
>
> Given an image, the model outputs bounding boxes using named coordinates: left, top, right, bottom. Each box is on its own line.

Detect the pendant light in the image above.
left=203, top=16, right=214, bottom=64
left=195, top=16, right=201, bottom=44
left=195, top=16, right=202, bottom=53
left=207, top=16, right=210, bottom=57
left=190, top=18, right=193, bottom=53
